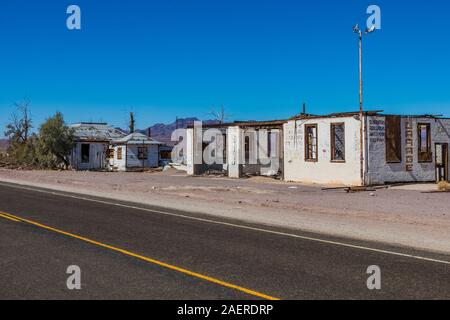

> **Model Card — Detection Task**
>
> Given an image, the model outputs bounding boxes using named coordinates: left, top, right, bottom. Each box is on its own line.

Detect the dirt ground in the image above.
left=1, top=168, right=449, bottom=255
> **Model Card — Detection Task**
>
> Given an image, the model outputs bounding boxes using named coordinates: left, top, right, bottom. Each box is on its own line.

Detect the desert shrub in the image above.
left=5, top=136, right=39, bottom=168
left=4, top=107, right=74, bottom=169
left=437, top=181, right=450, bottom=191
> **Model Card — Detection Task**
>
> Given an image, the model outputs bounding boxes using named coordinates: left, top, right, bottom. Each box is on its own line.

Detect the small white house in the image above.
left=70, top=123, right=126, bottom=170
left=110, top=132, right=161, bottom=171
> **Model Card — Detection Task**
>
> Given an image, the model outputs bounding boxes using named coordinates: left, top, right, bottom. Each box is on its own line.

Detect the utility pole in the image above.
left=353, top=24, right=376, bottom=186
left=129, top=112, right=135, bottom=133
left=358, top=27, right=364, bottom=187
left=142, top=139, right=145, bottom=171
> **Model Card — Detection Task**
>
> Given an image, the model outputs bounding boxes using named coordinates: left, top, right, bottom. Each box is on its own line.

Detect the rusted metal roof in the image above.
left=185, top=110, right=449, bottom=130
left=188, top=119, right=287, bottom=129
left=289, top=110, right=384, bottom=120
left=71, top=123, right=126, bottom=142
left=290, top=111, right=449, bottom=120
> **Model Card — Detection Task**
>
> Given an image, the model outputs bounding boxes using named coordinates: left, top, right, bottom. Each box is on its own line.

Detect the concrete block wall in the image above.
left=366, top=116, right=450, bottom=185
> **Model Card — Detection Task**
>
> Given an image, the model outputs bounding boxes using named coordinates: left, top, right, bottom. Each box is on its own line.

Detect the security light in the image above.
left=352, top=24, right=361, bottom=34
left=365, top=25, right=376, bottom=34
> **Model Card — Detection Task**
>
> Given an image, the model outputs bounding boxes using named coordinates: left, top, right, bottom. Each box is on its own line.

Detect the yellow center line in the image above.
left=0, top=211, right=280, bottom=300
left=0, top=213, right=20, bottom=222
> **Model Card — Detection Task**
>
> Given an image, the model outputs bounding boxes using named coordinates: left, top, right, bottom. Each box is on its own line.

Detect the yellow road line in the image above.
left=0, top=213, right=20, bottom=222
left=0, top=211, right=279, bottom=300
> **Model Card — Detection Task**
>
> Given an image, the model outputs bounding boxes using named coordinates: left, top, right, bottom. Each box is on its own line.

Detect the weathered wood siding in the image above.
left=70, top=142, right=109, bottom=170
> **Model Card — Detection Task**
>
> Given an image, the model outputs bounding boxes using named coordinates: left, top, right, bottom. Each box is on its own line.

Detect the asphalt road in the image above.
left=0, top=181, right=449, bottom=300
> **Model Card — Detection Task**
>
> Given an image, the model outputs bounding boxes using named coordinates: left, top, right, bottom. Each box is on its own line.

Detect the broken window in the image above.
left=117, top=147, right=123, bottom=160
left=106, top=148, right=114, bottom=159
left=418, top=123, right=432, bottom=162
left=81, top=144, right=90, bottom=163
left=331, top=123, right=345, bottom=162
left=264, top=131, right=279, bottom=158
left=244, top=135, right=250, bottom=163
left=138, top=147, right=148, bottom=160
left=305, top=124, right=318, bottom=161
left=385, top=116, right=402, bottom=163
left=160, top=150, right=172, bottom=159
left=221, top=134, right=227, bottom=163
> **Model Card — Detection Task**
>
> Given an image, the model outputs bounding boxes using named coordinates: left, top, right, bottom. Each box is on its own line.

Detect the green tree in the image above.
left=37, top=112, right=74, bottom=168
left=129, top=111, right=135, bottom=133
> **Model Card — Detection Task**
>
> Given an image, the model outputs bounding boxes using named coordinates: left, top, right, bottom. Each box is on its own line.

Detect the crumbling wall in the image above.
left=227, top=126, right=241, bottom=178
left=283, top=117, right=362, bottom=186
left=367, top=116, right=450, bottom=185
left=70, top=142, right=108, bottom=170
left=187, top=127, right=228, bottom=176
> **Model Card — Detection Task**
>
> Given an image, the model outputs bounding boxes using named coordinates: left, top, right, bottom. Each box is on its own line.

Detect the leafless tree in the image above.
left=207, top=105, right=231, bottom=124
left=4, top=99, right=33, bottom=144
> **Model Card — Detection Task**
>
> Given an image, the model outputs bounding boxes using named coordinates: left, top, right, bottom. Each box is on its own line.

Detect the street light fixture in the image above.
left=353, top=23, right=376, bottom=186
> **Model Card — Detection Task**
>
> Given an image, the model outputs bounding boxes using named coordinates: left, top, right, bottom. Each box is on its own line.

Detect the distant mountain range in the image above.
left=0, top=118, right=220, bottom=151
left=137, top=117, right=220, bottom=146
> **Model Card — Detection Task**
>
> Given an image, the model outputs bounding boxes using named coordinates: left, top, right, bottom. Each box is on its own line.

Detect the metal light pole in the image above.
left=353, top=24, right=375, bottom=186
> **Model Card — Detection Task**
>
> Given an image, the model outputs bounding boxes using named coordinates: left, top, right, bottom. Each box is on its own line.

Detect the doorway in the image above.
left=435, top=143, right=448, bottom=182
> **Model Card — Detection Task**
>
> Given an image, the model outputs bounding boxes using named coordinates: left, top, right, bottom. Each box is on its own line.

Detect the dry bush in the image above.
left=437, top=181, right=450, bottom=191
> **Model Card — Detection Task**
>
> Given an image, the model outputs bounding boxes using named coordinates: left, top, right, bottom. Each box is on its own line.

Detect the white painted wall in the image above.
left=186, top=128, right=194, bottom=175
left=227, top=126, right=241, bottom=178
left=128, top=145, right=159, bottom=169
left=70, top=142, right=108, bottom=170
left=109, top=145, right=126, bottom=170
left=283, top=116, right=362, bottom=186
left=111, top=144, right=159, bottom=171
left=366, top=116, right=450, bottom=185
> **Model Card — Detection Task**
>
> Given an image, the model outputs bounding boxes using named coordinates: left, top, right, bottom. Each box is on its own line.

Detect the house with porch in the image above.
left=109, top=132, right=162, bottom=171
left=70, top=123, right=163, bottom=171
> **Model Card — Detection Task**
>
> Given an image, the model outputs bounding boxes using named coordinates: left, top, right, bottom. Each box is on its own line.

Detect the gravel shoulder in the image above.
left=1, top=168, right=449, bottom=255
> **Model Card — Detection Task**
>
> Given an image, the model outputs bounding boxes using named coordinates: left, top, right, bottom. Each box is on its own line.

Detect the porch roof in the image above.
left=112, top=132, right=162, bottom=145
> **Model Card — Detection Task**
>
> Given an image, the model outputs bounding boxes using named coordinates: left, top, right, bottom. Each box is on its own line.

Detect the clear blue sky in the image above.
left=0, top=0, right=449, bottom=131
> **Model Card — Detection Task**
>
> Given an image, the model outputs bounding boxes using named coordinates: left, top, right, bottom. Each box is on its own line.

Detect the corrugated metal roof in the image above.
left=71, top=123, right=126, bottom=142
left=113, top=132, right=162, bottom=145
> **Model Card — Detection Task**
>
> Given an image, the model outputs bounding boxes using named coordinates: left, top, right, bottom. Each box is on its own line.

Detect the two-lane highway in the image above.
left=0, top=182, right=449, bottom=299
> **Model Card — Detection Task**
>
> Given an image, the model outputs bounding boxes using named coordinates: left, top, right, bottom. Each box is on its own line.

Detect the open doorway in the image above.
left=435, top=143, right=448, bottom=182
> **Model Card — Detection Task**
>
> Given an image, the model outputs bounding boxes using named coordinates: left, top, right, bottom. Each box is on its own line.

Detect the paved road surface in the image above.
left=0, top=182, right=449, bottom=299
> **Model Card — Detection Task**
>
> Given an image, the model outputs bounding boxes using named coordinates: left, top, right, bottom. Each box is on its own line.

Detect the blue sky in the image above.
left=0, top=0, right=449, bottom=131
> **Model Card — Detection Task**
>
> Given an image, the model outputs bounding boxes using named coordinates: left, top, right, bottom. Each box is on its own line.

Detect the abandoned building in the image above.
left=159, top=145, right=174, bottom=165
left=109, top=132, right=161, bottom=171
left=186, top=120, right=285, bottom=178
left=70, top=123, right=163, bottom=171
left=70, top=122, right=126, bottom=170
left=186, top=112, right=450, bottom=186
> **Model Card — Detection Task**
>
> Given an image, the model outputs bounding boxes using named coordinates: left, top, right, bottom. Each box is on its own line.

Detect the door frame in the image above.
left=435, top=143, right=448, bottom=182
